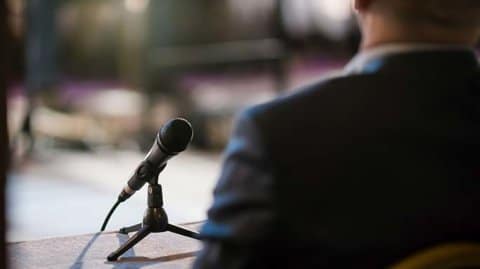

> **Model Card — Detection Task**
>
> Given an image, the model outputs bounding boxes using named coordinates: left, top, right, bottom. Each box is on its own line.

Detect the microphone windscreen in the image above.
left=158, top=118, right=193, bottom=154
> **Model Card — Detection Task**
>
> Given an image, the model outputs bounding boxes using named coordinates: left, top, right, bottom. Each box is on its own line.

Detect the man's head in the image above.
left=353, top=0, right=480, bottom=49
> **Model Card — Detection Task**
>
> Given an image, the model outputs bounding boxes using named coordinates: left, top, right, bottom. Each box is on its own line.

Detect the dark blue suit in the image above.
left=194, top=49, right=480, bottom=268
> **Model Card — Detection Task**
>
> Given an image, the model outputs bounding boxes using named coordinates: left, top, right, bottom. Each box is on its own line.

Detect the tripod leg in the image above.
left=107, top=225, right=151, bottom=261
left=167, top=224, right=200, bottom=240
left=119, top=223, right=142, bottom=234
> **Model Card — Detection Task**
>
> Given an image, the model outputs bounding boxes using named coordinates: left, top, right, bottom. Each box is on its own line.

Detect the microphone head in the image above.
left=158, top=118, right=193, bottom=154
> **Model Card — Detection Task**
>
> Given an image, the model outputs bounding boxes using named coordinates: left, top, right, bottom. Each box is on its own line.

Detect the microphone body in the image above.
left=117, top=118, right=193, bottom=202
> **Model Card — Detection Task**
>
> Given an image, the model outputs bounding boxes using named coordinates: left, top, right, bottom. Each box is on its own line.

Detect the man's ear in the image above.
left=353, top=0, right=375, bottom=11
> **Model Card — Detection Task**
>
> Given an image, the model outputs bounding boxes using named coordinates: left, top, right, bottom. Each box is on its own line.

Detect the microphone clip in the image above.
left=135, top=161, right=166, bottom=185
left=118, top=162, right=166, bottom=202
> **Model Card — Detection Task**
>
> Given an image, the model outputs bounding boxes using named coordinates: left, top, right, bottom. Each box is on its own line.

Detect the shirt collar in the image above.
left=344, top=43, right=473, bottom=75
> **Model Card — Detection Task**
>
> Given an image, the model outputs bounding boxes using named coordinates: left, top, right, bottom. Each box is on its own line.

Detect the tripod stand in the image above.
left=107, top=171, right=200, bottom=261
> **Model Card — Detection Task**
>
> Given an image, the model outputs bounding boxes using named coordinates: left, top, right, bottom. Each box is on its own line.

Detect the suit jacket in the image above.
left=193, top=49, right=480, bottom=268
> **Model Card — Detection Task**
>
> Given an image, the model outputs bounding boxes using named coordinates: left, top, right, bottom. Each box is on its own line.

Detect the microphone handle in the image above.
left=118, top=162, right=166, bottom=202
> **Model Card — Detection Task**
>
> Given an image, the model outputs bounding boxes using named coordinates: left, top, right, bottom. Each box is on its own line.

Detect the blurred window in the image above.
left=282, top=0, right=353, bottom=40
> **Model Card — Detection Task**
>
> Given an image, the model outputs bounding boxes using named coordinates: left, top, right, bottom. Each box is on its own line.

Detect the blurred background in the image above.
left=6, top=0, right=362, bottom=242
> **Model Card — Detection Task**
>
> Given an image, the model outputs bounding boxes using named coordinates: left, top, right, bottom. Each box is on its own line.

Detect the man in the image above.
left=194, top=0, right=480, bottom=267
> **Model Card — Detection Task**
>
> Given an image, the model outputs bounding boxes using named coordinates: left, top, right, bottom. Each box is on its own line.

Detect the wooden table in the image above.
left=9, top=223, right=202, bottom=269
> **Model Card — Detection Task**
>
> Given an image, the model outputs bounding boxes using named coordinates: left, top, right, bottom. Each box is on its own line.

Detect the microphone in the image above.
left=117, top=118, right=193, bottom=202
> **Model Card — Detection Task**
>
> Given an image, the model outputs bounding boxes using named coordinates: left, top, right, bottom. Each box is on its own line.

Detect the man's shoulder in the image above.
left=243, top=73, right=389, bottom=122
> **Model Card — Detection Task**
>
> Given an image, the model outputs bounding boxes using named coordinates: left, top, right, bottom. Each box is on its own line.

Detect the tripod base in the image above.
left=120, top=222, right=200, bottom=238
left=108, top=223, right=200, bottom=261
left=107, top=183, right=200, bottom=261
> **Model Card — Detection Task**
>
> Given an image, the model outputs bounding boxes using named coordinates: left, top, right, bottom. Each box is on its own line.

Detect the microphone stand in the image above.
left=107, top=165, right=200, bottom=261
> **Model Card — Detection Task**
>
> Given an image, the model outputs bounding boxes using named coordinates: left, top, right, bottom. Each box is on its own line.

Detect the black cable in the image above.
left=101, top=200, right=121, bottom=232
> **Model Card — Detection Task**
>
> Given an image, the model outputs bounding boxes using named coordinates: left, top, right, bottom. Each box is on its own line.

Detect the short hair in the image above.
left=375, top=0, right=480, bottom=28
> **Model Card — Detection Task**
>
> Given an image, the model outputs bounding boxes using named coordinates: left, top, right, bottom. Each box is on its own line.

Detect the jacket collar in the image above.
left=344, top=43, right=478, bottom=75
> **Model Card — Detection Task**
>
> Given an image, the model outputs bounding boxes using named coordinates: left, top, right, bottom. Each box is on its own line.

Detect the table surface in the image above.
left=8, top=223, right=203, bottom=269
